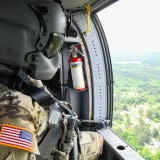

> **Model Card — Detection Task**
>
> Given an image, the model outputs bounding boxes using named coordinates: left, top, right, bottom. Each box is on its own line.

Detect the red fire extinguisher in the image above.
left=69, top=54, right=86, bottom=92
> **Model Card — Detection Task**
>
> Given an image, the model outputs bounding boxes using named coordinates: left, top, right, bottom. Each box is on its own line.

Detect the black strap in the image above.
left=36, top=126, right=62, bottom=160
left=0, top=69, right=52, bottom=105
left=35, top=155, right=44, bottom=160
left=24, top=86, right=52, bottom=106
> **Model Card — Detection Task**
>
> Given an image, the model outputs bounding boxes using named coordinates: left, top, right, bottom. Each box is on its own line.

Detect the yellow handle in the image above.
left=84, top=3, right=91, bottom=35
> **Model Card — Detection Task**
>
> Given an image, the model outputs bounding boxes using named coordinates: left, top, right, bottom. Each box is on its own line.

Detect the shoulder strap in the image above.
left=24, top=85, right=52, bottom=106
left=36, top=126, right=62, bottom=160
left=0, top=68, right=52, bottom=105
left=0, top=68, right=78, bottom=117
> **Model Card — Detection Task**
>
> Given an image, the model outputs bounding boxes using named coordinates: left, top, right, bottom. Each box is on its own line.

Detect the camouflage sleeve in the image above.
left=0, top=85, right=48, bottom=160
left=28, top=78, right=49, bottom=141
left=78, top=132, right=104, bottom=160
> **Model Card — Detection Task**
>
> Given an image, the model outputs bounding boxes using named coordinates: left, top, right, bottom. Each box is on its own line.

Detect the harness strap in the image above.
left=0, top=68, right=78, bottom=160
left=0, top=68, right=52, bottom=106
left=24, top=85, right=52, bottom=106
left=36, top=126, right=62, bottom=160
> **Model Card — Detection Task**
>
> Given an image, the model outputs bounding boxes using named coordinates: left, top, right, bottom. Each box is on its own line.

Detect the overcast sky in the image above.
left=98, top=0, right=160, bottom=54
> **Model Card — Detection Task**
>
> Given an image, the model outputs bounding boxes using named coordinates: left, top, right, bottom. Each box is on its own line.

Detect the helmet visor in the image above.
left=45, top=33, right=64, bottom=58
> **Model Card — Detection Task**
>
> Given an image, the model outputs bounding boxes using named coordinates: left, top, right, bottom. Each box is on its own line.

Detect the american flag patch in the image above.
left=0, top=124, right=33, bottom=152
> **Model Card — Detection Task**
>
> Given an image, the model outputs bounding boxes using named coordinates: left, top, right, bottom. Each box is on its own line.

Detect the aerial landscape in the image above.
left=112, top=52, right=160, bottom=160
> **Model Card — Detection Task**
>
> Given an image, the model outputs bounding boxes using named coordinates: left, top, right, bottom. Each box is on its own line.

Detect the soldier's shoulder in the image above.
left=79, top=131, right=104, bottom=160
left=80, top=131, right=103, bottom=144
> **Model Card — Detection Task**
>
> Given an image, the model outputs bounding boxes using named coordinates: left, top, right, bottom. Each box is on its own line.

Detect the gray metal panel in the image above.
left=73, top=13, right=107, bottom=120
left=60, top=45, right=85, bottom=118
left=62, top=0, right=90, bottom=9
left=98, top=128, right=144, bottom=160
left=67, top=89, right=83, bottom=118
left=61, top=0, right=117, bottom=10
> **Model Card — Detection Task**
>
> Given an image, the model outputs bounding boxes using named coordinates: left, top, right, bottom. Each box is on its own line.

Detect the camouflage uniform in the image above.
left=0, top=84, right=103, bottom=160
left=0, top=85, right=48, bottom=160
left=79, top=132, right=103, bottom=160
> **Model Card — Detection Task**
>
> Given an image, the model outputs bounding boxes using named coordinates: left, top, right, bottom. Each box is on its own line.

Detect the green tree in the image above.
left=125, top=115, right=131, bottom=127
left=139, top=108, right=144, bottom=116
left=139, top=147, right=153, bottom=160
left=122, top=105, right=129, bottom=111
left=147, top=109, right=153, bottom=119
left=153, top=128, right=159, bottom=138
left=157, top=135, right=160, bottom=141
left=147, top=107, right=160, bottom=122
left=153, top=150, right=160, bottom=160
left=134, top=118, right=151, bottom=145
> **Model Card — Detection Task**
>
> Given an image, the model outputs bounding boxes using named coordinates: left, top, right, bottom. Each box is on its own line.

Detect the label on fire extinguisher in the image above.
left=70, top=61, right=85, bottom=90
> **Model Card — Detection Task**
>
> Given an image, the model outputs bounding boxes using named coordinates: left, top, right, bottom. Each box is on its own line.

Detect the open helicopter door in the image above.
left=59, top=0, right=144, bottom=159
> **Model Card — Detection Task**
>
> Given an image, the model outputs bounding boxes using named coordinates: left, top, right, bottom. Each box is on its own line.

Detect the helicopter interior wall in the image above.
left=61, top=0, right=97, bottom=9
left=102, top=142, right=119, bottom=160
left=61, top=44, right=86, bottom=119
